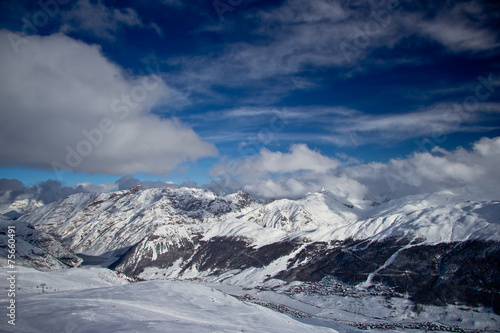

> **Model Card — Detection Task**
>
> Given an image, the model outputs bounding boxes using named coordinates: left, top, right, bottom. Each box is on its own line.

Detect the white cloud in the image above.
left=150, top=22, right=164, bottom=38
left=418, top=20, right=498, bottom=52
left=0, top=30, right=217, bottom=177
left=186, top=102, right=499, bottom=151
left=60, top=0, right=162, bottom=39
left=167, top=0, right=408, bottom=101
left=211, top=144, right=341, bottom=179
left=76, top=181, right=118, bottom=193
left=346, top=136, right=500, bottom=200
left=210, top=144, right=345, bottom=198
left=326, top=102, right=500, bottom=147
left=168, top=0, right=500, bottom=105
left=410, top=1, right=500, bottom=53
left=209, top=137, right=500, bottom=202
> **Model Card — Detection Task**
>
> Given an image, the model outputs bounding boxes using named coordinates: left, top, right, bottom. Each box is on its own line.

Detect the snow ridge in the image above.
left=18, top=187, right=500, bottom=260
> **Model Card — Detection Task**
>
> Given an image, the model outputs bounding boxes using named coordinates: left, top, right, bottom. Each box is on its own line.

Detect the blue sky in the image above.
left=1, top=0, right=500, bottom=199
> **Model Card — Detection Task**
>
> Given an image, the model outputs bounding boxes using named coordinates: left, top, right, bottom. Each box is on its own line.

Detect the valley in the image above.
left=1, top=185, right=500, bottom=332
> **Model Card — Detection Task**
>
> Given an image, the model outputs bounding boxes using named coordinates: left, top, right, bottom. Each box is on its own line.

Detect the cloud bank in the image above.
left=208, top=137, right=500, bottom=202
left=0, top=178, right=87, bottom=205
left=2, top=137, right=499, bottom=207
left=0, top=30, right=217, bottom=177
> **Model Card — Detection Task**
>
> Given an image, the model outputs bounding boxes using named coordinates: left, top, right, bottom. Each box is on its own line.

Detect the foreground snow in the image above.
left=0, top=266, right=340, bottom=333
left=1, top=266, right=499, bottom=333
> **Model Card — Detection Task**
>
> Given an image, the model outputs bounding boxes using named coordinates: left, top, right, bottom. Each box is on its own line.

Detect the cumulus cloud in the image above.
left=211, top=144, right=341, bottom=179
left=210, top=144, right=347, bottom=199
left=0, top=30, right=217, bottom=177
left=0, top=176, right=198, bottom=208
left=3, top=138, right=499, bottom=206
left=208, top=137, right=500, bottom=202
left=0, top=179, right=24, bottom=195
left=60, top=0, right=162, bottom=39
left=345, top=136, right=500, bottom=201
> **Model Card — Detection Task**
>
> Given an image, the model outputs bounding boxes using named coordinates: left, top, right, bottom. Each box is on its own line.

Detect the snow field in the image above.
left=0, top=266, right=339, bottom=333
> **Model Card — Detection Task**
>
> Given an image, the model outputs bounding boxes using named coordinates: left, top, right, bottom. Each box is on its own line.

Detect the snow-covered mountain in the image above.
left=0, top=216, right=82, bottom=270
left=18, top=186, right=500, bottom=312
left=0, top=195, right=44, bottom=220
left=20, top=186, right=259, bottom=257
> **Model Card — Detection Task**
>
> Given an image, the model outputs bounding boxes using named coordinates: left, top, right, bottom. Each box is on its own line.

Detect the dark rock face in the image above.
left=112, top=235, right=199, bottom=277
left=114, top=236, right=300, bottom=278
left=113, top=231, right=499, bottom=313
left=275, top=238, right=500, bottom=314
left=181, top=237, right=299, bottom=275
left=384, top=241, right=500, bottom=314
left=275, top=237, right=411, bottom=283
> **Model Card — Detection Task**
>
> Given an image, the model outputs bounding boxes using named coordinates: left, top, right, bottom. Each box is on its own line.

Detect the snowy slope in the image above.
left=20, top=186, right=259, bottom=257
left=0, top=266, right=339, bottom=333
left=0, top=216, right=82, bottom=270
left=336, top=192, right=500, bottom=243
left=16, top=186, right=500, bottom=313
left=16, top=187, right=500, bottom=283
left=0, top=195, right=44, bottom=220
left=20, top=186, right=500, bottom=260
left=219, top=189, right=500, bottom=245
left=2, top=266, right=498, bottom=333
left=281, top=190, right=500, bottom=244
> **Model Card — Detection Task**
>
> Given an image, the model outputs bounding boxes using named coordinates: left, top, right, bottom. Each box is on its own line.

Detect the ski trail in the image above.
left=357, top=243, right=415, bottom=289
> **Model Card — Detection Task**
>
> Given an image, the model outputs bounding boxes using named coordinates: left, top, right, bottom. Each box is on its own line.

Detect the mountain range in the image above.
left=6, top=185, right=500, bottom=313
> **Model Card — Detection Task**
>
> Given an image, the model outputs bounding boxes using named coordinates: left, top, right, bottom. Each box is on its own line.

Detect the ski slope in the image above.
left=0, top=266, right=340, bottom=333
left=2, top=266, right=499, bottom=333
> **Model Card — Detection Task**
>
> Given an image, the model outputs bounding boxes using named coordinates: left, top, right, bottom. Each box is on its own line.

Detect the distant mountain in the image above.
left=18, top=186, right=500, bottom=312
left=0, top=195, right=44, bottom=220
left=20, top=186, right=259, bottom=258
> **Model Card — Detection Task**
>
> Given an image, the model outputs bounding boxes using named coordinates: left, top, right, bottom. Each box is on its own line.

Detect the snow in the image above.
left=0, top=198, right=44, bottom=218
left=18, top=187, right=500, bottom=264
left=201, top=190, right=500, bottom=251
left=0, top=217, right=82, bottom=270
left=11, top=187, right=500, bottom=306
left=18, top=187, right=260, bottom=257
left=5, top=265, right=497, bottom=333
left=225, top=190, right=500, bottom=246
left=3, top=186, right=500, bottom=332
left=0, top=266, right=339, bottom=333
left=288, top=290, right=500, bottom=332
